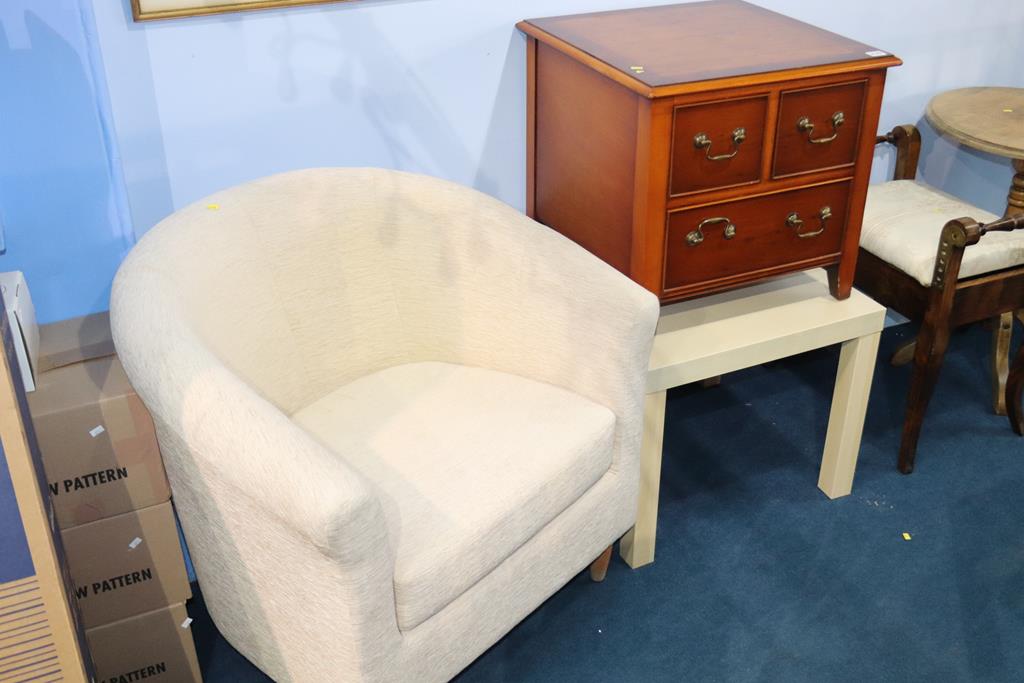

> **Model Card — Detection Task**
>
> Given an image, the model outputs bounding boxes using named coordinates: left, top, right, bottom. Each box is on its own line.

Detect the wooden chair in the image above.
left=855, top=124, right=1024, bottom=473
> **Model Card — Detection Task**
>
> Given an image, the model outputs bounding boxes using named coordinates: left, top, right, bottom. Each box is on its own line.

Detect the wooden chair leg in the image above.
left=992, top=312, right=1013, bottom=416
left=897, top=217, right=983, bottom=473
left=589, top=545, right=613, bottom=582
left=899, top=317, right=954, bottom=474
left=1008, top=342, right=1024, bottom=436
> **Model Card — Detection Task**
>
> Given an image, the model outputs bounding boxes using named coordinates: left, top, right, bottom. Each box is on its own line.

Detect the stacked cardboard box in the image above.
left=28, top=313, right=202, bottom=683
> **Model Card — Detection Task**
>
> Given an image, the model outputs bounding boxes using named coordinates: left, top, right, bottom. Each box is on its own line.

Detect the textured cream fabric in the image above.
left=293, top=361, right=616, bottom=632
left=861, top=180, right=1020, bottom=286
left=110, top=168, right=659, bottom=682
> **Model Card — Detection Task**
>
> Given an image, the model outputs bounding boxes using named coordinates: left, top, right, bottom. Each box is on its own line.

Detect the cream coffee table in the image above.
left=621, top=268, right=885, bottom=568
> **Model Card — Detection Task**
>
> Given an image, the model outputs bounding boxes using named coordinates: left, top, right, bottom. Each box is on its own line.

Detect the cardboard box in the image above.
left=87, top=602, right=202, bottom=683
left=61, top=500, right=192, bottom=629
left=29, top=314, right=170, bottom=528
left=0, top=271, right=39, bottom=392
left=37, top=311, right=115, bottom=375
left=0, top=308, right=91, bottom=680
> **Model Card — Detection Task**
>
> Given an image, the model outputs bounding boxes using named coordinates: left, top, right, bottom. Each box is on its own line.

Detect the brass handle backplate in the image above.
left=797, top=112, right=845, bottom=144
left=786, top=206, right=832, bottom=238
left=693, top=127, right=746, bottom=161
left=687, top=216, right=736, bottom=247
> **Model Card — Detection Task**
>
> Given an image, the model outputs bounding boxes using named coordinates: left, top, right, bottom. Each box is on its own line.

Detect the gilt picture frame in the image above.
left=132, top=0, right=355, bottom=21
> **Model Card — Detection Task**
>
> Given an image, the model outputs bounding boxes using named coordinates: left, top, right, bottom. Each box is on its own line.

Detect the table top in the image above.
left=647, top=269, right=884, bottom=392
left=926, top=87, right=1024, bottom=159
left=519, top=0, right=899, bottom=90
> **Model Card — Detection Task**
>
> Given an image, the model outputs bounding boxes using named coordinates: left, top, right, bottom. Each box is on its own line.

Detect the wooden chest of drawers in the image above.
left=519, top=0, right=901, bottom=302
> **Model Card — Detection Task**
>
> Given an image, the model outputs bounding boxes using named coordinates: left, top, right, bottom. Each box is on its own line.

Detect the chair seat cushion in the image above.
left=861, top=180, right=1020, bottom=286
left=292, top=361, right=616, bottom=632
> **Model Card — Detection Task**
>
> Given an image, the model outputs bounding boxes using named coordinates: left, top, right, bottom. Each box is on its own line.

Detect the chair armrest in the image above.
left=171, top=358, right=386, bottom=565
left=111, top=271, right=386, bottom=566
left=434, top=209, right=661, bottom=467
left=508, top=234, right=661, bottom=411
left=388, top=181, right=660, bottom=434
left=930, top=214, right=1024, bottom=289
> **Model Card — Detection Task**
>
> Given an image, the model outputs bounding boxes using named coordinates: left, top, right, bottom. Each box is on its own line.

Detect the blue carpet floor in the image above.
left=191, top=321, right=1024, bottom=682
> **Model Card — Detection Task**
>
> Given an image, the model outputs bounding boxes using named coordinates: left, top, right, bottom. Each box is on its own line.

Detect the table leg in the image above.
left=818, top=331, right=881, bottom=498
left=1006, top=159, right=1024, bottom=217
left=620, top=390, right=667, bottom=569
left=987, top=160, right=1024, bottom=417
left=992, top=312, right=1014, bottom=416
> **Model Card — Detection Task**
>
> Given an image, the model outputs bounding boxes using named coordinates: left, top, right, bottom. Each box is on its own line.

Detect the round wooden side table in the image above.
left=926, top=86, right=1024, bottom=414
left=926, top=86, right=1024, bottom=217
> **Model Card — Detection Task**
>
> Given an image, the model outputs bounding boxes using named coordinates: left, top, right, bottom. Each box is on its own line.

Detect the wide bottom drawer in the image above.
left=663, top=181, right=850, bottom=294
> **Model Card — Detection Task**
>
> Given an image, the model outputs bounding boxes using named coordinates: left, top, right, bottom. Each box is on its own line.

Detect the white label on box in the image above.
left=128, top=537, right=142, bottom=550
left=89, top=424, right=106, bottom=438
left=181, top=617, right=193, bottom=629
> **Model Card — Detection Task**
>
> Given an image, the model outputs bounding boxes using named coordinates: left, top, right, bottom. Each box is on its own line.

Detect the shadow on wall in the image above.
left=107, top=0, right=176, bottom=239
left=269, top=8, right=511, bottom=200
left=0, top=7, right=133, bottom=322
left=473, top=31, right=527, bottom=206
left=127, top=1, right=524, bottom=211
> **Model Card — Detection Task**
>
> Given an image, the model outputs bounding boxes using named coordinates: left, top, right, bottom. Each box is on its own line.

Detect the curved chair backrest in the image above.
left=113, top=167, right=578, bottom=416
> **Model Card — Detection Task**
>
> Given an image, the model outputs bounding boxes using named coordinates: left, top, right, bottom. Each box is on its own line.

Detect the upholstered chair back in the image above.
left=118, top=168, right=630, bottom=418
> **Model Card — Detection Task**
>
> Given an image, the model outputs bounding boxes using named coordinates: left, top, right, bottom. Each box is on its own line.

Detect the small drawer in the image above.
left=772, top=80, right=866, bottom=178
left=663, top=181, right=850, bottom=292
left=670, top=95, right=768, bottom=196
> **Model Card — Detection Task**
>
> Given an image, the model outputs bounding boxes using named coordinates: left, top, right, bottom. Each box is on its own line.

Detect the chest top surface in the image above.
left=521, top=0, right=899, bottom=90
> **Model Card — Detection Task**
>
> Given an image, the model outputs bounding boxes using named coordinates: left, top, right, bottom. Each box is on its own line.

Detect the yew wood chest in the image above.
left=519, top=0, right=901, bottom=302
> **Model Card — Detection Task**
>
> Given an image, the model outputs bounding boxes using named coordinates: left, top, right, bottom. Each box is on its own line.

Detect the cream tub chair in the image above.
left=110, top=168, right=659, bottom=682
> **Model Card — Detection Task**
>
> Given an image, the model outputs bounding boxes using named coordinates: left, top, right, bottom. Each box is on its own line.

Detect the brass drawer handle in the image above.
left=786, top=206, right=832, bottom=238
left=687, top=216, right=736, bottom=247
left=693, top=127, right=746, bottom=161
left=797, top=111, right=845, bottom=144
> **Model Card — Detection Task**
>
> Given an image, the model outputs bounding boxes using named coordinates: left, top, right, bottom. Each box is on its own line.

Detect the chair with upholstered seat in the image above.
left=110, top=168, right=659, bottom=682
left=856, top=125, right=1024, bottom=473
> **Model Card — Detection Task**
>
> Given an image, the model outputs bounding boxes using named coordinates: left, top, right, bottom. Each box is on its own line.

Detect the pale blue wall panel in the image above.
left=91, top=0, right=1024, bottom=238
left=0, top=0, right=132, bottom=322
